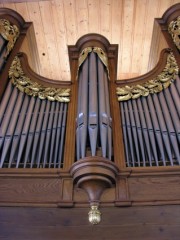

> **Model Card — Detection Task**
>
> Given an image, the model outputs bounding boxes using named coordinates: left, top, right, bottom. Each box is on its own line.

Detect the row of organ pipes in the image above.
left=76, top=50, right=112, bottom=160
left=120, top=76, right=180, bottom=167
left=0, top=81, right=68, bottom=168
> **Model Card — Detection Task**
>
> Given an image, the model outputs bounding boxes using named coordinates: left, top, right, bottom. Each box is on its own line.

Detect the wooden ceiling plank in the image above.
left=52, top=0, right=70, bottom=80
left=140, top=0, right=160, bottom=74
left=159, top=0, right=174, bottom=16
left=131, top=0, right=147, bottom=74
left=76, top=0, right=89, bottom=39
left=99, top=0, right=111, bottom=41
left=87, top=0, right=100, bottom=33
left=15, top=2, right=30, bottom=21
left=63, top=0, right=78, bottom=45
left=39, top=1, right=61, bottom=80
left=3, top=2, right=16, bottom=10
left=111, top=0, right=123, bottom=80
left=120, top=0, right=135, bottom=75
left=27, top=1, right=50, bottom=78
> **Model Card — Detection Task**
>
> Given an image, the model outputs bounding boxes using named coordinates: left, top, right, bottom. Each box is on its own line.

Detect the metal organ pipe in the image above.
left=76, top=49, right=112, bottom=160
left=120, top=79, right=180, bottom=167
left=0, top=83, right=68, bottom=168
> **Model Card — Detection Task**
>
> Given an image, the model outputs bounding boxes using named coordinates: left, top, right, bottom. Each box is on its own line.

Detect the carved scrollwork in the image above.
left=9, top=56, right=70, bottom=102
left=116, top=52, right=179, bottom=101
left=168, top=16, right=180, bottom=51
left=0, top=19, right=19, bottom=57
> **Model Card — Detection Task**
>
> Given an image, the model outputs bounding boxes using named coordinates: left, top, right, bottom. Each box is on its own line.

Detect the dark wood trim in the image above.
left=16, top=52, right=71, bottom=88
left=116, top=48, right=172, bottom=85
left=0, top=167, right=179, bottom=207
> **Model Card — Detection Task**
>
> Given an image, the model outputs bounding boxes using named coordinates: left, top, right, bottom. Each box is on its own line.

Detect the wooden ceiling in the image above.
left=0, top=0, right=179, bottom=81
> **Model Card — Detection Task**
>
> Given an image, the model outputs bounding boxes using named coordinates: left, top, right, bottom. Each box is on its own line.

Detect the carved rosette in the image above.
left=168, top=16, right=180, bottom=51
left=116, top=52, right=179, bottom=101
left=0, top=19, right=20, bottom=57
left=9, top=56, right=70, bottom=102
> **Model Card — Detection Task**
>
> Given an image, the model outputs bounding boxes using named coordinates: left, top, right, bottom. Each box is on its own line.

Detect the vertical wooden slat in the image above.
left=140, top=0, right=160, bottom=74
left=76, top=0, right=88, bottom=39
left=63, top=0, right=77, bottom=45
left=39, top=1, right=60, bottom=80
left=27, top=1, right=50, bottom=78
left=51, top=0, right=70, bottom=80
left=99, top=0, right=111, bottom=41
left=87, top=0, right=100, bottom=33
left=120, top=0, right=135, bottom=76
left=131, top=0, right=147, bottom=75
left=15, top=2, right=30, bottom=21
left=111, top=0, right=123, bottom=79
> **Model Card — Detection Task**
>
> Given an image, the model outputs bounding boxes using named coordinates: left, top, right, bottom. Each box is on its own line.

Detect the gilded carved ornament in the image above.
left=116, top=52, right=179, bottom=101
left=168, top=16, right=180, bottom=51
left=77, top=47, right=110, bottom=79
left=9, top=56, right=70, bottom=102
left=0, top=19, right=19, bottom=57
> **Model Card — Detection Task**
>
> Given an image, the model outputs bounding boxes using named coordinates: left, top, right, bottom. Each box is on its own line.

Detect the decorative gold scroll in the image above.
left=9, top=56, right=70, bottom=102
left=0, top=19, right=19, bottom=57
left=168, top=16, right=180, bottom=51
left=77, top=47, right=110, bottom=79
left=116, top=52, right=179, bottom=101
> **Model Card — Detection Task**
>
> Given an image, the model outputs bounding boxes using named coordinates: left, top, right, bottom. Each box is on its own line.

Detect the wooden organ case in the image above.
left=0, top=4, right=180, bottom=239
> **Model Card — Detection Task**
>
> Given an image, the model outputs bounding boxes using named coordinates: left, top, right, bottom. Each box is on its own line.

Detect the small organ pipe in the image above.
left=88, top=52, right=98, bottom=156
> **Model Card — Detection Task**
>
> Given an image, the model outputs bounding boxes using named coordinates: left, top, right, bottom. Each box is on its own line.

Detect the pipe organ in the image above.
left=76, top=48, right=112, bottom=160
left=0, top=4, right=180, bottom=226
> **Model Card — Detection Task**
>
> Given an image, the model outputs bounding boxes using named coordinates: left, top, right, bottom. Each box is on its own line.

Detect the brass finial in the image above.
left=88, top=205, right=101, bottom=225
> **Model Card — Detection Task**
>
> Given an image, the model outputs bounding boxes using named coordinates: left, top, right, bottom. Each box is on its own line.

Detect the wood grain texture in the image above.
left=0, top=0, right=177, bottom=80
left=0, top=205, right=180, bottom=240
left=0, top=177, right=62, bottom=203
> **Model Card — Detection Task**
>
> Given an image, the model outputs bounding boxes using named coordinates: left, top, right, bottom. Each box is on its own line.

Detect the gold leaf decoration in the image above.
left=93, top=47, right=110, bottom=79
left=116, top=52, right=179, bottom=101
left=168, top=16, right=180, bottom=51
left=0, top=19, right=19, bottom=57
left=9, top=56, right=70, bottom=102
left=77, top=47, right=110, bottom=79
left=78, top=47, right=93, bottom=68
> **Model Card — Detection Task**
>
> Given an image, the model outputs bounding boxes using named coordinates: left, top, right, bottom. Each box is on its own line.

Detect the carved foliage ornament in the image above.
left=77, top=47, right=110, bottom=79
left=9, top=56, right=70, bottom=102
left=168, top=16, right=180, bottom=51
left=0, top=19, right=20, bottom=57
left=116, top=52, right=179, bottom=101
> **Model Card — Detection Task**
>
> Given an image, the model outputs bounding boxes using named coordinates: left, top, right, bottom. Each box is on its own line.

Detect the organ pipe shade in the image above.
left=120, top=76, right=180, bottom=167
left=76, top=49, right=112, bottom=160
left=0, top=82, right=68, bottom=168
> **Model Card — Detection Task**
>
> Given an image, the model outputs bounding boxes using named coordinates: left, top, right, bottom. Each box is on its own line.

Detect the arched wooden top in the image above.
left=160, top=3, right=180, bottom=25
left=15, top=52, right=72, bottom=88
left=116, top=48, right=175, bottom=86
left=0, top=7, right=30, bottom=31
left=68, top=33, right=118, bottom=82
